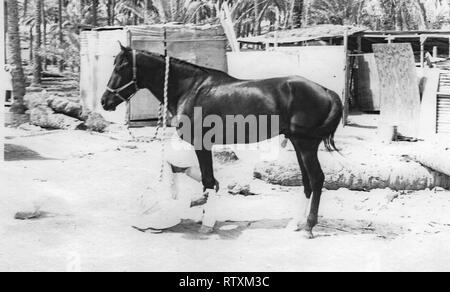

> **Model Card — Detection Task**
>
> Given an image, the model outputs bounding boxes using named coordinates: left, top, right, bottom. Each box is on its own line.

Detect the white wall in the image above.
left=80, top=30, right=128, bottom=124
left=227, top=46, right=346, bottom=98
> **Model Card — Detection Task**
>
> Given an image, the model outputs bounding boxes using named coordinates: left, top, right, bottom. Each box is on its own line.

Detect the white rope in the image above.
left=159, top=55, right=170, bottom=183
left=150, top=103, right=163, bottom=142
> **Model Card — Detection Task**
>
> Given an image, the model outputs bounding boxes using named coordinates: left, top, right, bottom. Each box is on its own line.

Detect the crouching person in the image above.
left=133, top=135, right=219, bottom=234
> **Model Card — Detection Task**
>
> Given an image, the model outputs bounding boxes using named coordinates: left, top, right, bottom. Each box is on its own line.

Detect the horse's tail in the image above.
left=315, top=91, right=343, bottom=152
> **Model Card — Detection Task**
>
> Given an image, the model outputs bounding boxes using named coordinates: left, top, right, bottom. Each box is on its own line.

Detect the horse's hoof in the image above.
left=199, top=225, right=214, bottom=234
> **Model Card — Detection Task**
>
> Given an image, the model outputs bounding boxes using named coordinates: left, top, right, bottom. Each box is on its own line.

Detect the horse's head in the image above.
left=101, top=44, right=138, bottom=111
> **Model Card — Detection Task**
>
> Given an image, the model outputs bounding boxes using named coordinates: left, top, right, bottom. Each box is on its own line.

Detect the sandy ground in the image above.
left=1, top=119, right=450, bottom=272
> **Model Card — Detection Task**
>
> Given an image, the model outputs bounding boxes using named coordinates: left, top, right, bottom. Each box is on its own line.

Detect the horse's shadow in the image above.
left=4, top=144, right=56, bottom=161
left=151, top=217, right=403, bottom=241
left=161, top=219, right=291, bottom=240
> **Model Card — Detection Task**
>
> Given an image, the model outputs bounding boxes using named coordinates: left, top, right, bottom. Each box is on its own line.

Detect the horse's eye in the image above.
left=116, top=62, right=129, bottom=70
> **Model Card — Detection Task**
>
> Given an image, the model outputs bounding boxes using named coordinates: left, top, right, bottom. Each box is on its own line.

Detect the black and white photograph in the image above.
left=1, top=0, right=450, bottom=274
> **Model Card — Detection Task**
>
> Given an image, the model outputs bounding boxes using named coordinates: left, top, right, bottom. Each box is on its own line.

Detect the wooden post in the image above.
left=420, top=36, right=426, bottom=68
left=127, top=29, right=132, bottom=126
left=357, top=35, right=362, bottom=53
left=433, top=46, right=438, bottom=58
left=274, top=30, right=278, bottom=49
left=343, top=28, right=349, bottom=126
left=448, top=37, right=450, bottom=58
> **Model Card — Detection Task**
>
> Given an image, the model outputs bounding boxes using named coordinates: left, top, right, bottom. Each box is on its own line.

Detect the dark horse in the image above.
left=101, top=45, right=343, bottom=238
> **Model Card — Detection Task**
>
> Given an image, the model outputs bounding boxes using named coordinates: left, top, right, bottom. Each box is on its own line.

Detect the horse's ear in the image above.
left=118, top=41, right=127, bottom=51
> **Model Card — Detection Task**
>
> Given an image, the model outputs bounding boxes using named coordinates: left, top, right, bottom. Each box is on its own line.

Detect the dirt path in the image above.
left=1, top=127, right=450, bottom=272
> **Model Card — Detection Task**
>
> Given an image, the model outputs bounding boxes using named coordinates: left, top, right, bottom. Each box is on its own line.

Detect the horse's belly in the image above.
left=203, top=118, right=282, bottom=145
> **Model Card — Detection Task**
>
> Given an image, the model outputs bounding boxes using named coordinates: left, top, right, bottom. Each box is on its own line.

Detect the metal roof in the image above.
left=238, top=25, right=367, bottom=44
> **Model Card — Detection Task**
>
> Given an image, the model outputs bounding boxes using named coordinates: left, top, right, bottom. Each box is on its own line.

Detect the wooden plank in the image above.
left=356, top=54, right=381, bottom=111
left=419, top=68, right=440, bottom=139
left=166, top=26, right=228, bottom=72
left=128, top=120, right=159, bottom=128
left=373, top=43, right=421, bottom=140
left=343, top=28, right=350, bottom=125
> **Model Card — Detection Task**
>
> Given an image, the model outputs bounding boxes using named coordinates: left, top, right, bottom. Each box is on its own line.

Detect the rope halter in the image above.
left=106, top=49, right=139, bottom=103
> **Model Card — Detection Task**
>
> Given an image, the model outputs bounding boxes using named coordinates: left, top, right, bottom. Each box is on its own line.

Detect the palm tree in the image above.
left=106, top=0, right=116, bottom=25
left=293, top=0, right=305, bottom=28
left=309, top=0, right=368, bottom=26
left=58, top=0, right=64, bottom=72
left=151, top=0, right=215, bottom=24
left=7, top=0, right=27, bottom=113
left=33, top=0, right=42, bottom=85
left=42, top=0, right=47, bottom=71
left=226, top=0, right=291, bottom=37
left=254, top=0, right=259, bottom=35
left=92, top=0, right=99, bottom=26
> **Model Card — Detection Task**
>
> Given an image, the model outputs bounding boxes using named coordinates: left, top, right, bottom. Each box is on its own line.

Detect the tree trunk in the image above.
left=92, top=0, right=99, bottom=27
left=254, top=0, right=258, bottom=36
left=107, top=0, right=116, bottom=25
left=107, top=0, right=112, bottom=25
left=58, top=0, right=64, bottom=72
left=144, top=0, right=151, bottom=24
left=6, top=0, right=27, bottom=113
left=23, top=0, right=28, bottom=18
left=395, top=8, right=403, bottom=31
left=294, top=0, right=304, bottom=28
left=153, top=0, right=167, bottom=23
left=42, top=0, right=47, bottom=71
left=288, top=0, right=296, bottom=29
left=29, top=26, right=33, bottom=63
left=33, top=0, right=42, bottom=85
left=303, top=0, right=309, bottom=27
left=80, top=0, right=85, bottom=18
left=418, top=1, right=428, bottom=29
left=170, top=0, right=176, bottom=22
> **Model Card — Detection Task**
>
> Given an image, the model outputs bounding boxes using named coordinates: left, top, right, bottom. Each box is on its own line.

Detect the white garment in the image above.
left=165, top=135, right=198, bottom=168
left=134, top=168, right=192, bottom=230
left=134, top=136, right=199, bottom=230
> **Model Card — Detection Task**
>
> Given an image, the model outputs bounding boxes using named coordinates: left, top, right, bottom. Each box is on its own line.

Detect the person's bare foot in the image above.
left=190, top=195, right=208, bottom=208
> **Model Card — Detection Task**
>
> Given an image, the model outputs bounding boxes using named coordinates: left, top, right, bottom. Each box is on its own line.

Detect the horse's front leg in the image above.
left=195, top=150, right=219, bottom=191
left=195, top=150, right=220, bottom=234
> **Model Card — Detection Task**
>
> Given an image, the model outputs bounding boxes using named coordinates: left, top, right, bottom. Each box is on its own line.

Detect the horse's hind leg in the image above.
left=290, top=137, right=324, bottom=239
left=287, top=139, right=313, bottom=231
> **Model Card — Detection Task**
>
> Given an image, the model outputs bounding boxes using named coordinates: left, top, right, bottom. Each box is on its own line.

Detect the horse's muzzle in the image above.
left=101, top=95, right=117, bottom=112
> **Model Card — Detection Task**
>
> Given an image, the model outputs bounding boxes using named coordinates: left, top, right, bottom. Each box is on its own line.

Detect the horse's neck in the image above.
left=138, top=54, right=205, bottom=113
